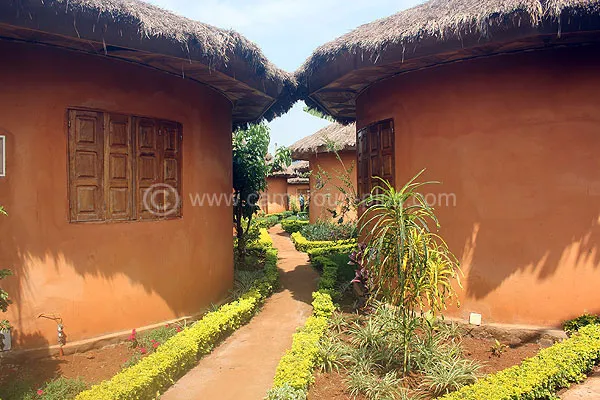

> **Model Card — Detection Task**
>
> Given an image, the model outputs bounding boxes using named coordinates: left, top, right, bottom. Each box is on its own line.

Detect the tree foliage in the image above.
left=270, top=145, right=292, bottom=173
left=232, top=124, right=271, bottom=263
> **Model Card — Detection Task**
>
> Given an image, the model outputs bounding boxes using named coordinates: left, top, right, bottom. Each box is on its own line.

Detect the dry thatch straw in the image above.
left=289, top=123, right=356, bottom=160
left=0, top=0, right=298, bottom=124
left=296, top=0, right=600, bottom=121
left=270, top=160, right=310, bottom=178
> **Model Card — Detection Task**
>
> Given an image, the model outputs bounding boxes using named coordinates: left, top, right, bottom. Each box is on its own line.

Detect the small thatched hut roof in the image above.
left=270, top=160, right=310, bottom=178
left=288, top=177, right=309, bottom=185
left=296, top=0, right=600, bottom=122
left=289, top=123, right=356, bottom=160
left=0, top=0, right=297, bottom=125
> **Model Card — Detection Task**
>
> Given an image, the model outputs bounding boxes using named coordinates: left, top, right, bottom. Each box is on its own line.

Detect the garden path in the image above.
left=560, top=368, right=600, bottom=399
left=161, top=225, right=318, bottom=400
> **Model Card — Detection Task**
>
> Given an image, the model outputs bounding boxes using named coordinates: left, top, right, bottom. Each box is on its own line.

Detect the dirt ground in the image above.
left=308, top=330, right=542, bottom=400
left=0, top=342, right=136, bottom=395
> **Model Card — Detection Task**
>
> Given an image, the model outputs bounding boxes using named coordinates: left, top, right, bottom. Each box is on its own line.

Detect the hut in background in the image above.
left=296, top=0, right=600, bottom=327
left=261, top=160, right=309, bottom=214
left=290, top=123, right=357, bottom=223
left=0, top=0, right=294, bottom=350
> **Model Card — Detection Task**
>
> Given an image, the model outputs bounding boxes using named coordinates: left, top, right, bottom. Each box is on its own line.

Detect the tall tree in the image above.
left=232, top=124, right=270, bottom=264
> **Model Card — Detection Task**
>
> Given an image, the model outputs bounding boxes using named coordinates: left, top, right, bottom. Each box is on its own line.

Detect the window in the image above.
left=357, top=119, right=395, bottom=199
left=0, top=135, right=5, bottom=177
left=68, top=109, right=182, bottom=222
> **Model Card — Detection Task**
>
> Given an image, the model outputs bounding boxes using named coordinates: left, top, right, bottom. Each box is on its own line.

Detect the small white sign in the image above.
left=0, top=136, right=4, bottom=177
left=469, top=312, right=482, bottom=326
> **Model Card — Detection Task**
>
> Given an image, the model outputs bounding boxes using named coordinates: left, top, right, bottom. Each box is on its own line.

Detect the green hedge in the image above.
left=306, top=244, right=357, bottom=261
left=281, top=220, right=309, bottom=234
left=440, top=324, right=600, bottom=400
left=76, top=248, right=279, bottom=400
left=290, top=232, right=356, bottom=253
left=266, top=292, right=335, bottom=400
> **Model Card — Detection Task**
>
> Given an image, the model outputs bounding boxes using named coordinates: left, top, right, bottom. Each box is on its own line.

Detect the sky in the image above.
left=146, top=0, right=422, bottom=152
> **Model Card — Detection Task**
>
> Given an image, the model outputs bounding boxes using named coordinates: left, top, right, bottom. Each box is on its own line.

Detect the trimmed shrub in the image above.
left=282, top=220, right=309, bottom=234
left=310, top=254, right=354, bottom=300
left=440, top=324, right=600, bottom=400
left=291, top=232, right=356, bottom=253
left=300, top=220, right=357, bottom=242
left=254, top=215, right=279, bottom=229
left=564, top=313, right=600, bottom=336
left=306, top=244, right=357, bottom=261
left=76, top=249, right=279, bottom=400
left=267, top=292, right=335, bottom=399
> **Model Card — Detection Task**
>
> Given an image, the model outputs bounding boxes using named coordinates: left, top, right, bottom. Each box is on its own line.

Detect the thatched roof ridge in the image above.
left=297, top=0, right=600, bottom=121
left=288, top=177, right=310, bottom=185
left=0, top=0, right=298, bottom=124
left=290, top=123, right=356, bottom=159
left=270, top=160, right=310, bottom=178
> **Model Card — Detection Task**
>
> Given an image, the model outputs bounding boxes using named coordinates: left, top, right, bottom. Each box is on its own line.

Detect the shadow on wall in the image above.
left=407, top=120, right=600, bottom=311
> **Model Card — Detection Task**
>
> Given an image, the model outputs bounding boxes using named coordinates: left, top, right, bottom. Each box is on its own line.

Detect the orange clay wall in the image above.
left=356, top=43, right=600, bottom=327
left=308, top=151, right=357, bottom=224
left=0, top=40, right=234, bottom=349
left=264, top=176, right=289, bottom=214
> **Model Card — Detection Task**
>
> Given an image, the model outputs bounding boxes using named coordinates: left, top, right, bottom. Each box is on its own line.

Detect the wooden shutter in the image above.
left=68, top=110, right=105, bottom=222
left=357, top=127, right=369, bottom=199
left=379, top=120, right=395, bottom=187
left=368, top=123, right=381, bottom=192
left=160, top=121, right=182, bottom=217
left=135, top=118, right=162, bottom=220
left=356, top=119, right=395, bottom=201
left=105, top=113, right=133, bottom=221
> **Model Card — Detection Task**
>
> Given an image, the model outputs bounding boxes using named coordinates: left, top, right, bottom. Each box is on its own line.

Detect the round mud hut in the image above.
left=297, top=0, right=600, bottom=327
left=290, top=123, right=357, bottom=223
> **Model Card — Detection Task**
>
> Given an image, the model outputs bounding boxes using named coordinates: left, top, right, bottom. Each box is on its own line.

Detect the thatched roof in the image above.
left=290, top=123, right=356, bottom=159
left=270, top=160, right=310, bottom=178
left=288, top=177, right=309, bottom=185
left=297, top=0, right=600, bottom=122
left=0, top=0, right=297, bottom=125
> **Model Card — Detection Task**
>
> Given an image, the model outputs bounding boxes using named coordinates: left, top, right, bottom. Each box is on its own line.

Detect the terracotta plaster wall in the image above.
left=308, top=151, right=357, bottom=224
left=0, top=41, right=234, bottom=349
left=356, top=44, right=600, bottom=327
left=265, top=176, right=289, bottom=214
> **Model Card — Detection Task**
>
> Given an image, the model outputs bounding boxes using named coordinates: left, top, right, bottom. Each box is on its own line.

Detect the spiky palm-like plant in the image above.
left=359, top=170, right=462, bottom=374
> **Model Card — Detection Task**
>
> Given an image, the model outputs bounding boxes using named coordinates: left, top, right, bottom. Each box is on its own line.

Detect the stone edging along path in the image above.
left=161, top=225, right=319, bottom=400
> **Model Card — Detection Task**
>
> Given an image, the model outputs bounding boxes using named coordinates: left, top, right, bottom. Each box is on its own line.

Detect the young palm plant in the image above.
left=358, top=170, right=462, bottom=374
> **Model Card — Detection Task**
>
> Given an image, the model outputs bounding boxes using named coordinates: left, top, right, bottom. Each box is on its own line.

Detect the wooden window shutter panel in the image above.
left=379, top=119, right=395, bottom=187
left=135, top=118, right=162, bottom=220
left=160, top=120, right=182, bottom=217
left=104, top=113, right=134, bottom=221
left=68, top=109, right=105, bottom=222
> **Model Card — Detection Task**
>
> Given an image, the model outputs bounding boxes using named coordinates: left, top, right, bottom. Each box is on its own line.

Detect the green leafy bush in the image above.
left=254, top=215, right=279, bottom=229
left=563, top=313, right=600, bottom=336
left=310, top=255, right=352, bottom=300
left=440, top=324, right=600, bottom=400
left=76, top=249, right=279, bottom=400
left=281, top=219, right=309, bottom=234
left=300, top=220, right=357, bottom=242
left=267, top=292, right=335, bottom=399
left=290, top=232, right=356, bottom=253
left=307, top=244, right=357, bottom=261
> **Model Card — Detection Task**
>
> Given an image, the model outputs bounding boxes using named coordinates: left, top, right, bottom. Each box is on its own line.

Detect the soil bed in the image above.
left=0, top=343, right=136, bottom=398
left=308, top=327, right=542, bottom=400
